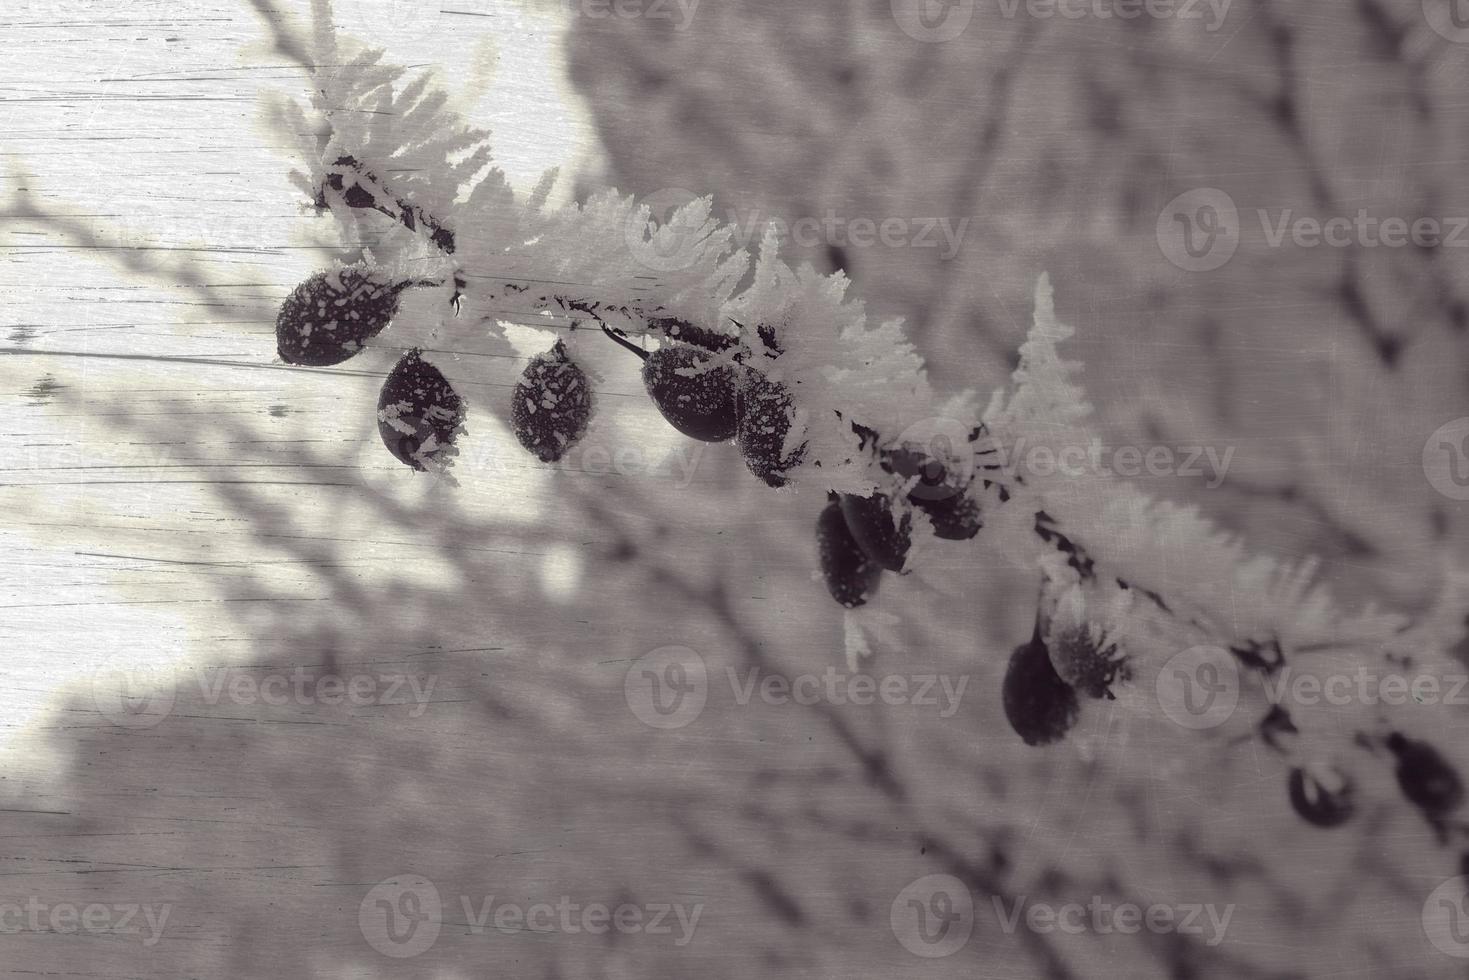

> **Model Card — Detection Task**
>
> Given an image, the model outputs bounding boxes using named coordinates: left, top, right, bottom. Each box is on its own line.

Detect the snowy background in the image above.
left=3, top=0, right=1469, bottom=977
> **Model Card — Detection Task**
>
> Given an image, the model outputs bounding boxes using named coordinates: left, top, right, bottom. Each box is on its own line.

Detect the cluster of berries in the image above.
left=273, top=268, right=814, bottom=484
left=543, top=317, right=806, bottom=489
left=815, top=444, right=987, bottom=609
left=997, top=591, right=1465, bottom=836
left=1282, top=734, right=1463, bottom=834
left=275, top=267, right=1466, bottom=843
left=275, top=268, right=465, bottom=472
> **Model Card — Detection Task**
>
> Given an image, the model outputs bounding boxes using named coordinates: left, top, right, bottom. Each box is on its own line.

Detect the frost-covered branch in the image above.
left=259, top=0, right=1469, bottom=859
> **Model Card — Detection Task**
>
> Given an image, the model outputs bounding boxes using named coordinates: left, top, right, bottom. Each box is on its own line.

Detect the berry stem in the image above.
left=600, top=323, right=650, bottom=361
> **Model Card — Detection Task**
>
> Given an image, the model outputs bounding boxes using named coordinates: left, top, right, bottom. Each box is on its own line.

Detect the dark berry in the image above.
left=1046, top=624, right=1125, bottom=699
left=277, top=268, right=405, bottom=366
left=1001, top=632, right=1081, bottom=747
left=512, top=340, right=594, bottom=463
left=736, top=373, right=807, bottom=487
left=642, top=344, right=742, bottom=442
left=839, top=492, right=912, bottom=573
left=1388, top=733, right=1465, bottom=819
left=916, top=492, right=984, bottom=541
left=881, top=445, right=984, bottom=540
left=377, top=349, right=465, bottom=472
left=817, top=496, right=883, bottom=608
left=1287, top=764, right=1355, bottom=828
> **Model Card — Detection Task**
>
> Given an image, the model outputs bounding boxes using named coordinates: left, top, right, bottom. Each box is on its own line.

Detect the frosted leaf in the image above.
left=986, top=273, right=1091, bottom=439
